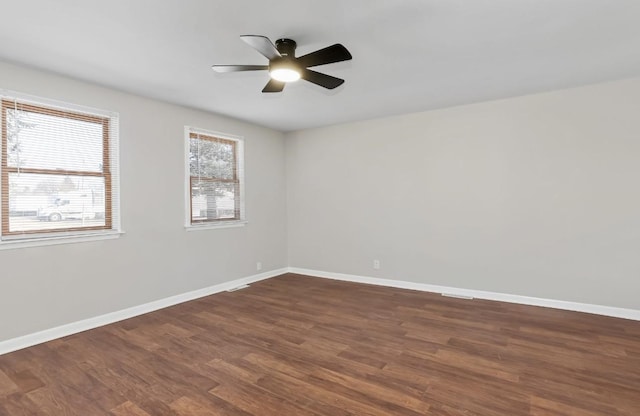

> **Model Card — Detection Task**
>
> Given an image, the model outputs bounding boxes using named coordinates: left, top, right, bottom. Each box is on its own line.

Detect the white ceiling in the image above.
left=1, top=1, right=639, bottom=132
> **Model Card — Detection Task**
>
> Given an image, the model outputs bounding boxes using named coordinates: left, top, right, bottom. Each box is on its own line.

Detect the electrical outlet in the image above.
left=256, top=262, right=262, bottom=271
left=373, top=259, right=381, bottom=270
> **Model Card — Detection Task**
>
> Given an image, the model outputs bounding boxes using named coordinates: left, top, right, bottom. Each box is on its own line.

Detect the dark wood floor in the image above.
left=0, top=273, right=639, bottom=415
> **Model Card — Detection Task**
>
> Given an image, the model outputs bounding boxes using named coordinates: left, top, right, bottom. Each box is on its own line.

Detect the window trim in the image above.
left=184, top=126, right=246, bottom=229
left=0, top=230, right=123, bottom=251
left=0, top=90, right=121, bottom=244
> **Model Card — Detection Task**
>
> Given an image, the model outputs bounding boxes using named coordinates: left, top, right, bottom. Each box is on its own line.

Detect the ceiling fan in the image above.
left=212, top=35, right=352, bottom=93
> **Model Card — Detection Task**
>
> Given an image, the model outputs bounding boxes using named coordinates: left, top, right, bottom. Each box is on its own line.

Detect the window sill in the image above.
left=0, top=230, right=124, bottom=250
left=185, top=221, right=248, bottom=231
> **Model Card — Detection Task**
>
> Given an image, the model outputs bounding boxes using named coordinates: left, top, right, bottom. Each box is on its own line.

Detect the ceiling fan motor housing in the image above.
left=275, top=38, right=297, bottom=57
left=270, top=39, right=300, bottom=75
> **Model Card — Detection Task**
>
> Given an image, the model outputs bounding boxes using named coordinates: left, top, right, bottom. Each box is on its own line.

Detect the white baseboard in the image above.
left=0, top=268, right=288, bottom=356
left=288, top=267, right=640, bottom=321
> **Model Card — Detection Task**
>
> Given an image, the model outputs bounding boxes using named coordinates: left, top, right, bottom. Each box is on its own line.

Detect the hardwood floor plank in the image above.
left=24, top=387, right=81, bottom=416
left=170, top=394, right=252, bottom=416
left=0, top=393, right=48, bottom=416
left=530, top=395, right=610, bottom=416
left=309, top=367, right=432, bottom=414
left=0, top=370, right=19, bottom=397
left=8, top=370, right=44, bottom=394
left=209, top=380, right=321, bottom=416
left=110, top=400, right=152, bottom=416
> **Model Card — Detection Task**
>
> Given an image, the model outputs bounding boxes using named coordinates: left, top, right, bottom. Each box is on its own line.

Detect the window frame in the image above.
left=0, top=91, right=121, bottom=246
left=184, top=126, right=246, bottom=230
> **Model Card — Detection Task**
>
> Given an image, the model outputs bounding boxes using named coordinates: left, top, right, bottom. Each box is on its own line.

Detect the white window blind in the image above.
left=186, top=127, right=244, bottom=226
left=0, top=93, right=120, bottom=240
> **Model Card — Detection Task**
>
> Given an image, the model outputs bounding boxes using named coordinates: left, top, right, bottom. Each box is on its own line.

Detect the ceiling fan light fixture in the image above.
left=269, top=59, right=301, bottom=82
left=270, top=68, right=301, bottom=82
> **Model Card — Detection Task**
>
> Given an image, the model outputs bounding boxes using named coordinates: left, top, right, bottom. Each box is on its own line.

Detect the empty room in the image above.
left=0, top=1, right=639, bottom=415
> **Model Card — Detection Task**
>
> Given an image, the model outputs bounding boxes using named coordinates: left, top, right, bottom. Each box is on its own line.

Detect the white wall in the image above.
left=0, top=61, right=287, bottom=342
left=286, top=77, right=640, bottom=310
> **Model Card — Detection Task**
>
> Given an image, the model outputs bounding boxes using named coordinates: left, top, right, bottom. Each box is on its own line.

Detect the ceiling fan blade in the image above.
left=240, top=35, right=281, bottom=60
left=301, top=69, right=345, bottom=89
left=212, top=65, right=268, bottom=73
left=262, top=79, right=285, bottom=93
left=296, top=44, right=352, bottom=68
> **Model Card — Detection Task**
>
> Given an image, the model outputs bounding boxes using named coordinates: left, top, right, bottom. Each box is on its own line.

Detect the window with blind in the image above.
left=186, top=127, right=244, bottom=227
left=1, top=94, right=119, bottom=241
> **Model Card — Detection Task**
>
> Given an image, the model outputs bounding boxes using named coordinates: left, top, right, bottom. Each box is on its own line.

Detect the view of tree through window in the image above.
left=188, top=132, right=242, bottom=223
left=1, top=99, right=113, bottom=236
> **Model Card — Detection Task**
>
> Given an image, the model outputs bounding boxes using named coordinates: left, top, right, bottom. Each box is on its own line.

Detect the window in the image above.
left=1, top=93, right=119, bottom=243
left=186, top=127, right=245, bottom=228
